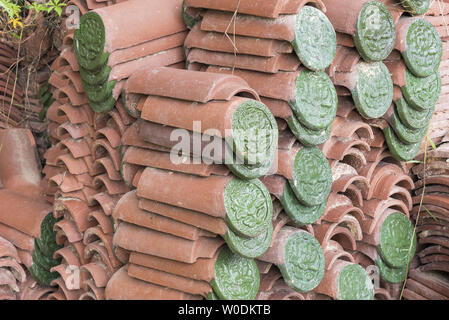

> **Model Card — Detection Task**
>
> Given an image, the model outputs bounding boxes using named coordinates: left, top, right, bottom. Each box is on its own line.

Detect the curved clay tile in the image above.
left=59, top=138, right=91, bottom=159
left=418, top=262, right=449, bottom=274
left=121, top=122, right=169, bottom=152
left=50, top=277, right=82, bottom=300
left=105, top=266, right=202, bottom=300
left=17, top=276, right=56, bottom=300
left=374, top=288, right=393, bottom=300
left=0, top=268, right=19, bottom=292
left=113, top=222, right=224, bottom=264
left=80, top=261, right=110, bottom=288
left=332, top=114, right=374, bottom=141
left=315, top=222, right=358, bottom=251
left=46, top=288, right=67, bottom=300
left=56, top=122, right=90, bottom=140
left=406, top=278, right=448, bottom=300
left=83, top=226, right=121, bottom=268
left=138, top=198, right=227, bottom=236
left=258, top=268, right=283, bottom=294
left=55, top=229, right=69, bottom=247
left=80, top=278, right=105, bottom=300
left=89, top=192, right=119, bottom=216
left=54, top=198, right=96, bottom=232
left=56, top=104, right=90, bottom=125
left=50, top=48, right=79, bottom=72
left=46, top=101, right=67, bottom=124
left=0, top=258, right=26, bottom=283
left=343, top=184, right=364, bottom=208
left=49, top=173, right=84, bottom=193
left=93, top=157, right=121, bottom=181
left=50, top=263, right=80, bottom=289
left=94, top=127, right=121, bottom=149
left=128, top=263, right=212, bottom=297
left=124, top=66, right=258, bottom=104
left=92, top=139, right=121, bottom=172
left=113, top=246, right=130, bottom=265
left=323, top=240, right=355, bottom=271
left=83, top=241, right=115, bottom=275
left=93, top=174, right=129, bottom=195
left=54, top=218, right=83, bottom=243
left=322, top=136, right=370, bottom=162
left=0, top=236, right=20, bottom=261
left=53, top=86, right=88, bottom=106
left=0, top=190, right=51, bottom=239
left=363, top=197, right=410, bottom=221
left=88, top=210, right=113, bottom=235
left=54, top=246, right=81, bottom=267
left=331, top=161, right=369, bottom=193
left=320, top=193, right=365, bottom=224
left=103, top=111, right=125, bottom=138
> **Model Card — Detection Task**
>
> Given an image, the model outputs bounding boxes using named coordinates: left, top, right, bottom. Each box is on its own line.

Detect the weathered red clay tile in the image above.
left=314, top=215, right=361, bottom=251
left=185, top=24, right=293, bottom=58
left=113, top=222, right=224, bottom=263
left=54, top=246, right=81, bottom=267
left=83, top=226, right=121, bottom=268
left=87, top=211, right=113, bottom=235
left=59, top=138, right=91, bottom=158
left=54, top=218, right=83, bottom=243
left=57, top=122, right=91, bottom=140
left=138, top=198, right=228, bottom=235
left=319, top=192, right=364, bottom=224
left=186, top=0, right=325, bottom=18
left=50, top=277, right=82, bottom=300
left=80, top=262, right=110, bottom=288
left=124, top=66, right=258, bottom=104
left=56, top=153, right=88, bottom=175
left=79, top=279, right=105, bottom=300
left=127, top=263, right=212, bottom=297
left=50, top=47, right=79, bottom=72
left=187, top=47, right=300, bottom=73
left=84, top=241, right=115, bottom=274
left=93, top=157, right=122, bottom=181
left=94, top=127, right=121, bottom=149
left=114, top=190, right=213, bottom=240
left=105, top=266, right=202, bottom=300
left=46, top=101, right=68, bottom=124
left=121, top=122, right=170, bottom=152
left=406, top=278, right=448, bottom=300
left=90, top=192, right=118, bottom=216
left=54, top=198, right=96, bottom=232
left=93, top=174, right=129, bottom=195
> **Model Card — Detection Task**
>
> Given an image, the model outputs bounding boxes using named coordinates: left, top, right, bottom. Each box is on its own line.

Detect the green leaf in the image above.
left=423, top=206, right=438, bottom=221
left=428, top=137, right=437, bottom=150
left=405, top=160, right=422, bottom=164
left=54, top=6, right=61, bottom=15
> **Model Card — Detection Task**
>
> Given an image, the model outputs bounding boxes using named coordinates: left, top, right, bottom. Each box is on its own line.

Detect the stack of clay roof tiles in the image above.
left=2, top=0, right=447, bottom=301
left=107, top=66, right=278, bottom=300
left=402, top=132, right=449, bottom=300
left=0, top=128, right=60, bottom=299
left=0, top=41, right=25, bottom=128
left=37, top=0, right=191, bottom=300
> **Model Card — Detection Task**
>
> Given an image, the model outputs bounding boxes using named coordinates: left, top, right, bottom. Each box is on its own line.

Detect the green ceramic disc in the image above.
left=402, top=69, right=441, bottom=111
left=211, top=246, right=260, bottom=300
left=224, top=178, right=273, bottom=238
left=401, top=0, right=430, bottom=15
left=292, top=6, right=336, bottom=71
left=287, top=115, right=331, bottom=146
left=230, top=100, right=278, bottom=167
left=378, top=212, right=417, bottom=268
left=74, top=11, right=109, bottom=71
left=206, top=291, right=220, bottom=300
left=376, top=257, right=408, bottom=284
left=29, top=262, right=59, bottom=287
left=280, top=183, right=326, bottom=225
left=384, top=126, right=422, bottom=162
left=82, top=79, right=116, bottom=103
left=338, top=264, right=374, bottom=300
left=36, top=213, right=62, bottom=258
left=289, top=147, right=332, bottom=207
left=89, top=95, right=117, bottom=113
left=33, top=239, right=61, bottom=271
left=391, top=109, right=428, bottom=144
left=354, top=1, right=396, bottom=62
left=223, top=223, right=273, bottom=259
left=395, top=97, right=434, bottom=129
left=352, top=62, right=393, bottom=119
left=80, top=65, right=111, bottom=86
left=403, top=19, right=442, bottom=77
left=289, top=70, right=337, bottom=130
left=279, top=231, right=325, bottom=292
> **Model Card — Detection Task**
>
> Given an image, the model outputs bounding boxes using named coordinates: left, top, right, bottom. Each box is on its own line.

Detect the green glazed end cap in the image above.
left=384, top=126, right=421, bottom=162
left=231, top=99, right=278, bottom=167
left=401, top=0, right=430, bottom=15
left=376, top=257, right=408, bottom=284
left=403, top=19, right=442, bottom=77
left=391, top=109, right=429, bottom=144
left=338, top=264, right=374, bottom=300
left=74, top=11, right=108, bottom=71
left=211, top=246, right=260, bottom=300
left=279, top=231, right=325, bottom=292
left=224, top=177, right=273, bottom=238
left=280, top=183, right=326, bottom=226
left=378, top=212, right=417, bottom=269
left=402, top=69, right=441, bottom=111
left=289, top=69, right=337, bottom=131
left=354, top=1, right=396, bottom=62
left=352, top=61, right=393, bottom=119
left=395, top=97, right=434, bottom=130
left=224, top=223, right=273, bottom=259
left=292, top=5, right=336, bottom=71
left=289, top=146, right=332, bottom=207
left=287, top=115, right=331, bottom=147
